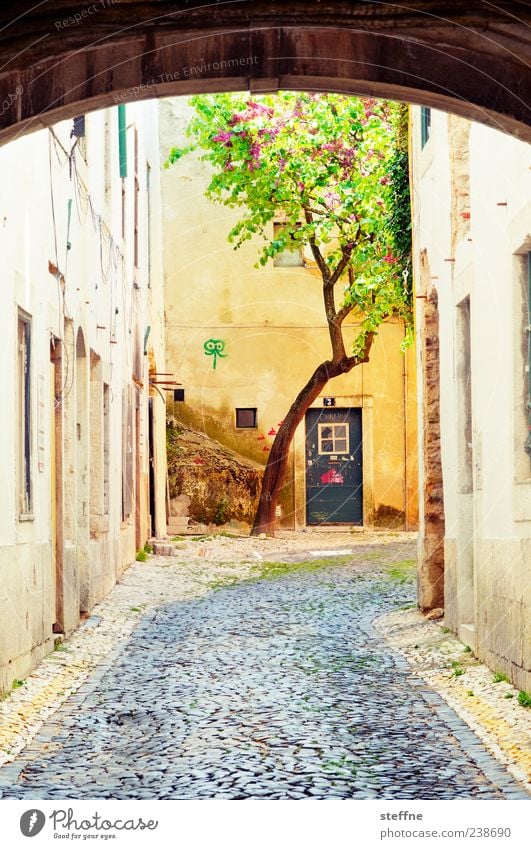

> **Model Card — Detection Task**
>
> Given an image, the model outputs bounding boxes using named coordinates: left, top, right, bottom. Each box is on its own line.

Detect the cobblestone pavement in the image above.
left=0, top=538, right=527, bottom=800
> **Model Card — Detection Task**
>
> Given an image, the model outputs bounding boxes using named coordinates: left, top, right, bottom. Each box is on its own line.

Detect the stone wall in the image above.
left=418, top=280, right=445, bottom=610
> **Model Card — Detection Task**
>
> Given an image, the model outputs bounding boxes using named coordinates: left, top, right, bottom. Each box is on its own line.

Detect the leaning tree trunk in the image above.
left=250, top=340, right=373, bottom=536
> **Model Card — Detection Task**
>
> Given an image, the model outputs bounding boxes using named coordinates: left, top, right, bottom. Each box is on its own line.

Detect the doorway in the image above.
left=305, top=408, right=363, bottom=525
left=50, top=338, right=64, bottom=633
left=456, top=296, right=476, bottom=646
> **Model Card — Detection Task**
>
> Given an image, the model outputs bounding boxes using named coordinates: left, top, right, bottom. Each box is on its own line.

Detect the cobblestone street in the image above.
left=0, top=535, right=528, bottom=800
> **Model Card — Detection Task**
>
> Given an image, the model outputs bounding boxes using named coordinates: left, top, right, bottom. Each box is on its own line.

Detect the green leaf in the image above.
left=166, top=91, right=412, bottom=340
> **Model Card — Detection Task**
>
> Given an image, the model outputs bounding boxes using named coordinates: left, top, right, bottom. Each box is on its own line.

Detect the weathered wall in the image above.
left=411, top=107, right=531, bottom=689
left=161, top=97, right=418, bottom=530
left=0, top=101, right=166, bottom=695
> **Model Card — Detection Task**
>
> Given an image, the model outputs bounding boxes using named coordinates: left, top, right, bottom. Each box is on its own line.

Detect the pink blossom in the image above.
left=383, top=252, right=398, bottom=264
left=247, top=100, right=274, bottom=117
left=362, top=97, right=377, bottom=121
left=246, top=141, right=261, bottom=171
left=324, top=189, right=340, bottom=208
left=212, top=131, right=233, bottom=146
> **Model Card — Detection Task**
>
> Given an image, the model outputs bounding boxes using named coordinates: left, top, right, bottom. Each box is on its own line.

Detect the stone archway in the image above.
left=0, top=1, right=529, bottom=147
left=0, top=1, right=528, bottom=616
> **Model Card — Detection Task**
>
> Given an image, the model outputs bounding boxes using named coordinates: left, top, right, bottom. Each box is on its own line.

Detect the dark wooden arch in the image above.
left=0, top=1, right=529, bottom=145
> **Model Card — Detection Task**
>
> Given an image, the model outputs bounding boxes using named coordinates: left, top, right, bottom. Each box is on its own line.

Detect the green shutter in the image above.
left=420, top=107, right=431, bottom=148
left=118, top=104, right=127, bottom=178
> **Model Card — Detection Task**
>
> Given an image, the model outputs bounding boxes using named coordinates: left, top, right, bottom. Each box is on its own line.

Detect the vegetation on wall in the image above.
left=387, top=103, right=412, bottom=299
left=167, top=92, right=412, bottom=535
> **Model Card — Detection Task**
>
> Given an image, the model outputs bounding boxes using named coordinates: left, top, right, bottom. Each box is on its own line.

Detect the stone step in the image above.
left=166, top=520, right=190, bottom=534
left=151, top=542, right=178, bottom=556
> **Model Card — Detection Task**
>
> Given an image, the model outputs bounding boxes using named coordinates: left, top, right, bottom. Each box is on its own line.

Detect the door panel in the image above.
left=305, top=408, right=362, bottom=525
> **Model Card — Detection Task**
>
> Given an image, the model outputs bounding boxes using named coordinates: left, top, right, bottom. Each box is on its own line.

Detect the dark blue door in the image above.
left=305, top=408, right=363, bottom=525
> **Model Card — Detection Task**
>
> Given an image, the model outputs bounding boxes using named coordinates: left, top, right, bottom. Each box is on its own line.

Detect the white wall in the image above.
left=0, top=99, right=166, bottom=694
left=412, top=106, right=531, bottom=689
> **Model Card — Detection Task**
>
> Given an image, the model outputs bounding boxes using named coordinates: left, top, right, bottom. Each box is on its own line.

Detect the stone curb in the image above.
left=374, top=608, right=531, bottom=798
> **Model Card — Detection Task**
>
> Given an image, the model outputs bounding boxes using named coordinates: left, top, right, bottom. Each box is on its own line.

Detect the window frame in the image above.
left=17, top=310, right=33, bottom=518
left=272, top=222, right=304, bottom=267
left=103, top=382, right=111, bottom=516
left=511, top=248, right=531, bottom=521
left=318, top=422, right=349, bottom=455
left=235, top=407, right=257, bottom=429
left=133, top=126, right=140, bottom=268
left=525, top=251, right=531, bottom=458
left=420, top=106, right=431, bottom=148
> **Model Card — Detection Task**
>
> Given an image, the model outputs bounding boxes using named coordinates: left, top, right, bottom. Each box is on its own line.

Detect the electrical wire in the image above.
left=47, top=122, right=147, bottom=383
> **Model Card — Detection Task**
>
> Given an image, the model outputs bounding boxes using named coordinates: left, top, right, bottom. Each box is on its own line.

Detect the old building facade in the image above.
left=0, top=102, right=167, bottom=695
left=412, top=107, right=531, bottom=690
left=160, top=98, right=418, bottom=531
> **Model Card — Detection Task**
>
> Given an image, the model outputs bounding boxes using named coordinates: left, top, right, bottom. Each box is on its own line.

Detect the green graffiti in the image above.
left=204, top=338, right=227, bottom=369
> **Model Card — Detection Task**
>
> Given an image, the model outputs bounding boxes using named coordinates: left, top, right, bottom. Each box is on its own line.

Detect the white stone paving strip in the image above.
left=375, top=608, right=531, bottom=796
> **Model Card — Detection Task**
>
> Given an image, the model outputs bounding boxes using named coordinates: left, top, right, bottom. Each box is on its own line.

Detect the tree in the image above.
left=166, top=92, right=412, bottom=536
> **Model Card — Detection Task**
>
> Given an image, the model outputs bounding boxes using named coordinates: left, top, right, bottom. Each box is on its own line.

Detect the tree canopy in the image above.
left=167, top=91, right=412, bottom=356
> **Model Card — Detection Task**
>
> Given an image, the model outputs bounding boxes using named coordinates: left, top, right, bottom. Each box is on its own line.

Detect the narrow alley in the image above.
left=0, top=535, right=526, bottom=801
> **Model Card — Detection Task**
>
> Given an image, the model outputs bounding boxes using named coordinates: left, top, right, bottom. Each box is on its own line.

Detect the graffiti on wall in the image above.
left=204, top=338, right=227, bottom=369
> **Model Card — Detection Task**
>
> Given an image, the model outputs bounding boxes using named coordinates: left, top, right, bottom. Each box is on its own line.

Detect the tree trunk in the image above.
left=250, top=343, right=373, bottom=536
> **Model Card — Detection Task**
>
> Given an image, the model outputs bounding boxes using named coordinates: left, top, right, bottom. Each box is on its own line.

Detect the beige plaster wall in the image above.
left=160, top=97, right=418, bottom=530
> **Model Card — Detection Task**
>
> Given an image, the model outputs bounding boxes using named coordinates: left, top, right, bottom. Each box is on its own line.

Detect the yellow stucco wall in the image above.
left=160, top=98, right=418, bottom=529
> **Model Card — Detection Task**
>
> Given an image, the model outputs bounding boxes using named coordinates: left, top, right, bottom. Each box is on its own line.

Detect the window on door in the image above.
left=318, top=423, right=349, bottom=454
